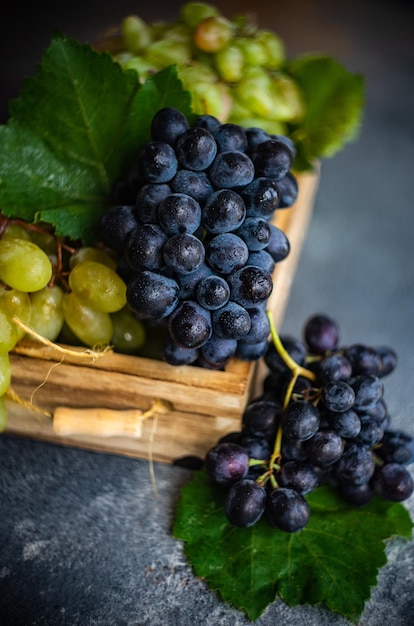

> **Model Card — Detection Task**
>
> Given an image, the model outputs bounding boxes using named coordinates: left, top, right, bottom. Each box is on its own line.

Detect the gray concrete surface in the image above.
left=1, top=1, right=414, bottom=624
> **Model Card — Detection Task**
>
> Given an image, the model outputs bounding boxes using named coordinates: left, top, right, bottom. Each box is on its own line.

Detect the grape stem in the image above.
left=266, top=310, right=317, bottom=468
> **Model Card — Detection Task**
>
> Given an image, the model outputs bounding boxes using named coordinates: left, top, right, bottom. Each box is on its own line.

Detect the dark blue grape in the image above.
left=335, top=443, right=375, bottom=485
left=245, top=127, right=271, bottom=152
left=376, top=345, right=398, bottom=377
left=157, top=193, right=202, bottom=235
left=345, top=344, right=383, bottom=376
left=373, top=462, right=414, bottom=501
left=339, top=482, right=374, bottom=506
left=163, top=233, right=205, bottom=274
left=235, top=217, right=271, bottom=251
left=213, top=123, right=248, bottom=153
left=200, top=334, right=237, bottom=366
left=356, top=414, right=384, bottom=445
left=170, top=169, right=214, bottom=204
left=205, top=233, right=249, bottom=274
left=281, top=401, right=321, bottom=441
left=305, top=429, right=344, bottom=467
left=270, top=133, right=296, bottom=158
left=265, top=224, right=290, bottom=262
left=98, top=205, right=141, bottom=252
left=205, top=442, right=249, bottom=485
left=275, top=171, right=299, bottom=208
left=212, top=301, right=251, bottom=340
left=251, top=139, right=293, bottom=181
left=162, top=338, right=199, bottom=365
left=125, top=223, right=168, bottom=271
left=327, top=408, right=361, bottom=439
left=242, top=306, right=270, bottom=344
left=303, top=313, right=339, bottom=354
left=317, top=353, right=353, bottom=384
left=247, top=250, right=276, bottom=274
left=267, top=487, right=310, bottom=532
left=240, top=177, right=280, bottom=219
left=208, top=151, right=255, bottom=189
left=322, top=380, right=355, bottom=412
left=127, top=270, right=179, bottom=320
left=175, top=263, right=213, bottom=300
left=141, top=141, right=178, bottom=183
left=194, top=114, right=221, bottom=133
left=150, top=107, right=190, bottom=145
left=349, top=374, right=384, bottom=411
left=168, top=300, right=212, bottom=349
left=235, top=339, right=268, bottom=361
left=242, top=399, right=281, bottom=439
left=195, top=275, right=230, bottom=310
left=276, top=460, right=319, bottom=494
left=135, top=183, right=171, bottom=223
left=376, top=429, right=414, bottom=464
left=175, top=127, right=217, bottom=171
left=202, top=189, right=246, bottom=234
left=237, top=434, right=272, bottom=460
left=224, top=479, right=266, bottom=527
left=227, top=265, right=273, bottom=307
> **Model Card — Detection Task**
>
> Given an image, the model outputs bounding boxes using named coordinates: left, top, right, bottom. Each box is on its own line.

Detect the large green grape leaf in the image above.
left=0, top=33, right=192, bottom=243
left=286, top=54, right=365, bottom=170
left=173, top=470, right=413, bottom=622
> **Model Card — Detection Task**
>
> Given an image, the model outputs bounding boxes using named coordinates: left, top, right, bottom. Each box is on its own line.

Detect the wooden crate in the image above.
left=5, top=169, right=319, bottom=463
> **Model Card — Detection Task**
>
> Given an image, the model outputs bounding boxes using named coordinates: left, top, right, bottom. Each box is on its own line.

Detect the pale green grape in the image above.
left=214, top=45, right=244, bottom=82
left=193, top=15, right=234, bottom=53
left=121, top=15, right=152, bottom=54
left=68, top=261, right=127, bottom=313
left=236, top=37, right=269, bottom=67
left=29, top=285, right=65, bottom=341
left=144, top=36, right=192, bottom=67
left=0, top=312, right=16, bottom=354
left=0, top=353, right=11, bottom=396
left=69, top=246, right=117, bottom=271
left=0, top=394, right=7, bottom=432
left=0, top=286, right=32, bottom=351
left=0, top=238, right=52, bottom=292
left=2, top=223, right=31, bottom=241
left=255, top=30, right=285, bottom=69
left=62, top=292, right=113, bottom=347
left=235, top=67, right=278, bottom=118
left=111, top=306, right=146, bottom=354
left=180, top=2, right=220, bottom=29
left=268, top=73, right=305, bottom=122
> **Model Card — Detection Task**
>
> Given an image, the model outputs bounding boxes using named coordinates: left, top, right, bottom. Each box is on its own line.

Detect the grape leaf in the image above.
left=286, top=54, right=365, bottom=171
left=173, top=470, right=413, bottom=622
left=0, top=33, right=193, bottom=243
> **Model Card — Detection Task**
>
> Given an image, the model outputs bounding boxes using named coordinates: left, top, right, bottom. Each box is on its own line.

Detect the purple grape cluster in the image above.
left=99, top=108, right=298, bottom=368
left=204, top=313, right=414, bottom=532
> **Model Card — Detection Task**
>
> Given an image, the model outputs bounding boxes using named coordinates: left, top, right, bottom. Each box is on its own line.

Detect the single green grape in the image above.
left=0, top=394, right=7, bottom=432
left=62, top=292, right=113, bottom=347
left=144, top=36, right=192, bottom=67
left=0, top=353, right=11, bottom=396
left=69, top=246, right=117, bottom=271
left=68, top=261, right=127, bottom=313
left=0, top=238, right=52, bottom=292
left=1, top=223, right=32, bottom=241
left=214, top=45, right=245, bottom=82
left=29, top=285, right=65, bottom=341
left=0, top=285, right=32, bottom=349
left=193, top=16, right=234, bottom=53
left=235, top=67, right=277, bottom=118
left=235, top=37, right=269, bottom=67
left=268, top=73, right=305, bottom=122
left=254, top=30, right=285, bottom=69
left=180, top=2, right=220, bottom=30
left=110, top=306, right=146, bottom=354
left=121, top=15, right=152, bottom=54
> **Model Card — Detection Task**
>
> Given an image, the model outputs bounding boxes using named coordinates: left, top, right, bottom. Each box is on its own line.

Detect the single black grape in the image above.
left=150, top=107, right=190, bottom=145
left=170, top=169, right=214, bottom=204
left=240, top=177, right=280, bottom=220
left=201, top=189, right=246, bottom=234
left=304, top=429, right=344, bottom=467
left=205, top=233, right=249, bottom=274
left=98, top=205, right=141, bottom=252
left=157, top=193, right=202, bottom=235
left=205, top=442, right=249, bottom=485
left=141, top=141, right=178, bottom=183
left=275, top=171, right=299, bottom=208
left=200, top=334, right=237, bottom=366
left=335, top=443, right=376, bottom=485
left=265, top=224, right=290, bottom=263
left=175, top=126, right=217, bottom=171
left=227, top=265, right=273, bottom=307
left=322, top=380, right=355, bottom=413
left=213, top=123, right=248, bottom=153
left=281, top=401, right=321, bottom=441
left=235, top=217, right=271, bottom=251
left=168, top=300, right=212, bottom=349
left=373, top=462, right=414, bottom=502
left=267, top=487, right=310, bottom=532
left=251, top=139, right=293, bottom=181
left=196, top=275, right=230, bottom=310
left=163, top=233, right=205, bottom=274
left=376, top=429, right=414, bottom=464
left=208, top=150, right=255, bottom=189
left=125, top=223, right=168, bottom=271
left=303, top=313, right=340, bottom=354
left=224, top=479, right=266, bottom=527
left=345, top=344, right=383, bottom=376
left=212, top=301, right=251, bottom=340
left=349, top=374, right=384, bottom=411
left=127, top=270, right=179, bottom=320
left=135, top=182, right=171, bottom=223
left=241, top=399, right=282, bottom=439
left=276, top=460, right=319, bottom=494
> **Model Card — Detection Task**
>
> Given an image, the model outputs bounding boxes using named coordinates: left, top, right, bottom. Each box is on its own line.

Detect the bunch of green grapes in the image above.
left=102, top=2, right=304, bottom=134
left=0, top=218, right=146, bottom=430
